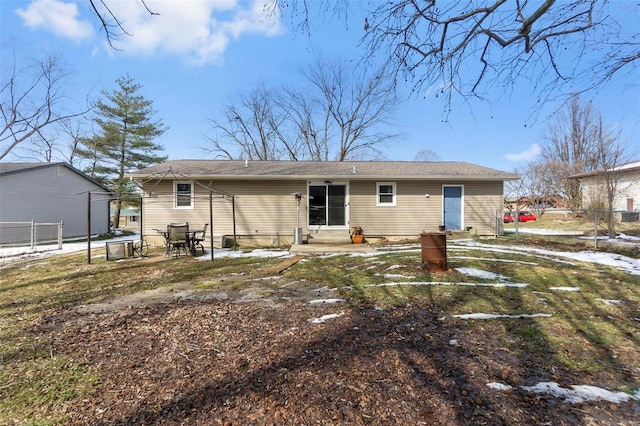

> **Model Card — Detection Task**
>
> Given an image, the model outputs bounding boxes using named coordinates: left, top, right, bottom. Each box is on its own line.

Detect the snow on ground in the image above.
left=504, top=228, right=584, bottom=236
left=0, top=234, right=292, bottom=267
left=2, top=232, right=637, bottom=277
left=449, top=255, right=538, bottom=265
left=456, top=267, right=510, bottom=281
left=375, top=273, right=416, bottom=279
left=0, top=233, right=140, bottom=266
left=3, top=233, right=639, bottom=406
left=595, top=298, right=623, bottom=305
left=308, top=298, right=346, bottom=305
left=308, top=312, right=344, bottom=323
left=487, top=382, right=640, bottom=404
left=452, top=313, right=552, bottom=320
left=452, top=239, right=640, bottom=275
left=365, top=281, right=529, bottom=288
left=549, top=287, right=581, bottom=292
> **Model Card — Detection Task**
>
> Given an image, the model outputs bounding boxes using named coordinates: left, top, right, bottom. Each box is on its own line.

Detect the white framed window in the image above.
left=376, top=182, right=396, bottom=206
left=174, top=181, right=193, bottom=209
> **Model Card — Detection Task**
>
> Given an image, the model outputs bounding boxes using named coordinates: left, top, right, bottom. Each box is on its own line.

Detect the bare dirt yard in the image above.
left=4, top=235, right=640, bottom=426
left=28, top=270, right=639, bottom=425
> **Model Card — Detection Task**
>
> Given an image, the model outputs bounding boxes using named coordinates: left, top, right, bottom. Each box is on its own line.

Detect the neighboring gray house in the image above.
left=129, top=160, right=518, bottom=247
left=0, top=162, right=114, bottom=240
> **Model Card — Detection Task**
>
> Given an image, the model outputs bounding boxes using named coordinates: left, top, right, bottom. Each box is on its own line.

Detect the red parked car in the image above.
left=503, top=211, right=537, bottom=223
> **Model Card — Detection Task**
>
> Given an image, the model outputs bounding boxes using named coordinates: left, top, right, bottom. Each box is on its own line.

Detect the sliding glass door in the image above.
left=308, top=184, right=347, bottom=226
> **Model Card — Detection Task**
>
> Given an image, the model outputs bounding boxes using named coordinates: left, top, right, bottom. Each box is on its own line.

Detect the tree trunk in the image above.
left=113, top=199, right=122, bottom=229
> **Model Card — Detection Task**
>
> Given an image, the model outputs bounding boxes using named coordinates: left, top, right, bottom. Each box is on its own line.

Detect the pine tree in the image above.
left=81, top=75, right=167, bottom=228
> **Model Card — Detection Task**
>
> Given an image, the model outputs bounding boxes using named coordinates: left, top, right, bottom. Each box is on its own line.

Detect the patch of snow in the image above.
left=249, top=276, right=281, bottom=281
left=456, top=267, right=510, bottom=281
left=617, top=233, right=640, bottom=241
left=504, top=228, right=584, bottom=236
left=449, top=255, right=538, bottom=265
left=549, top=287, right=581, bottom=292
left=199, top=248, right=291, bottom=260
left=453, top=240, right=640, bottom=275
left=308, top=298, right=346, bottom=305
left=385, top=264, right=402, bottom=270
left=595, top=298, right=622, bottom=306
left=449, top=339, right=458, bottom=346
left=521, top=382, right=637, bottom=404
left=308, top=312, right=344, bottom=324
left=452, top=313, right=552, bottom=320
left=487, top=382, right=514, bottom=391
left=365, top=281, right=528, bottom=288
left=375, top=273, right=415, bottom=279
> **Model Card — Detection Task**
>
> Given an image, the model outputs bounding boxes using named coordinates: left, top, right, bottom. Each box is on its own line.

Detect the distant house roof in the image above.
left=129, top=160, right=519, bottom=181
left=0, top=162, right=116, bottom=195
left=110, top=207, right=140, bottom=216
left=569, top=160, right=640, bottom=179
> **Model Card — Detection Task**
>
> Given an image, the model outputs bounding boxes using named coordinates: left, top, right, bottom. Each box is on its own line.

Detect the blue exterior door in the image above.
left=443, top=186, right=462, bottom=230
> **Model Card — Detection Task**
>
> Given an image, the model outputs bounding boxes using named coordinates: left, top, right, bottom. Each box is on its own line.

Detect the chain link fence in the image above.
left=0, top=221, right=63, bottom=250
left=495, top=208, right=640, bottom=247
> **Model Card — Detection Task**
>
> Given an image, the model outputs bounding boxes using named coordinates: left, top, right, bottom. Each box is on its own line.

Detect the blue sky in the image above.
left=2, top=0, right=639, bottom=172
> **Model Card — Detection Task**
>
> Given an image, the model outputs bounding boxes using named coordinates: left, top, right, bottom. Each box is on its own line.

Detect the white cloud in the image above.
left=422, top=79, right=453, bottom=99
left=505, top=143, right=541, bottom=162
left=105, top=0, right=284, bottom=64
left=16, top=0, right=93, bottom=40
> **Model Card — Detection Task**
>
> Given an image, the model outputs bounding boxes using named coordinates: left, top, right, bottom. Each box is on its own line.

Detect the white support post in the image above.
left=58, top=221, right=64, bottom=249
left=30, top=219, right=36, bottom=250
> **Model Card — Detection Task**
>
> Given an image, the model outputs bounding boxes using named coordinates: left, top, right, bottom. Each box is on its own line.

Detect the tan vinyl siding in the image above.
left=462, top=181, right=504, bottom=234
left=349, top=181, right=443, bottom=235
left=141, top=178, right=504, bottom=244
left=142, top=180, right=307, bottom=243
left=350, top=180, right=502, bottom=236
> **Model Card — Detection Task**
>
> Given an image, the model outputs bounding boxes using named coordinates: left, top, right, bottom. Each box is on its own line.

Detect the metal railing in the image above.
left=0, top=221, right=63, bottom=250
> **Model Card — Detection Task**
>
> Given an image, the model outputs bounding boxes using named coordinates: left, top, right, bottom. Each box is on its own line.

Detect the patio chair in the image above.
left=166, top=223, right=189, bottom=258
left=192, top=224, right=208, bottom=255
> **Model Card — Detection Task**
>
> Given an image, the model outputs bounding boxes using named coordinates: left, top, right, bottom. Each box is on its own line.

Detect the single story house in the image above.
left=110, top=208, right=141, bottom=230
left=569, top=160, right=640, bottom=214
left=129, top=160, right=518, bottom=247
left=0, top=162, right=115, bottom=242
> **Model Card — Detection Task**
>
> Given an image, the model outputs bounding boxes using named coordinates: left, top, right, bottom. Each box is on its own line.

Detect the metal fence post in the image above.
left=31, top=219, right=36, bottom=250
left=58, top=221, right=63, bottom=249
left=594, top=210, right=598, bottom=249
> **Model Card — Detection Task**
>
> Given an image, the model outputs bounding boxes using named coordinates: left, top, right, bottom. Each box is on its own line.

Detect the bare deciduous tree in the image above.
left=88, top=0, right=159, bottom=48
left=1, top=51, right=87, bottom=160
left=538, top=95, right=599, bottom=211
left=588, top=116, right=630, bottom=237
left=205, top=86, right=286, bottom=160
left=298, top=1, right=638, bottom=108
left=90, top=1, right=638, bottom=110
left=58, top=117, right=91, bottom=166
left=205, top=58, right=398, bottom=161
left=276, top=86, right=330, bottom=161
left=14, top=129, right=56, bottom=162
left=305, top=58, right=398, bottom=160
left=525, top=95, right=632, bottom=238
left=414, top=149, right=441, bottom=161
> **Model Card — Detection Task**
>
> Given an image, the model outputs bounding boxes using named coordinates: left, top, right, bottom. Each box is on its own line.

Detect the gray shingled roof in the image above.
left=0, top=162, right=56, bottom=175
left=129, top=160, right=519, bottom=181
left=0, top=162, right=115, bottom=193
